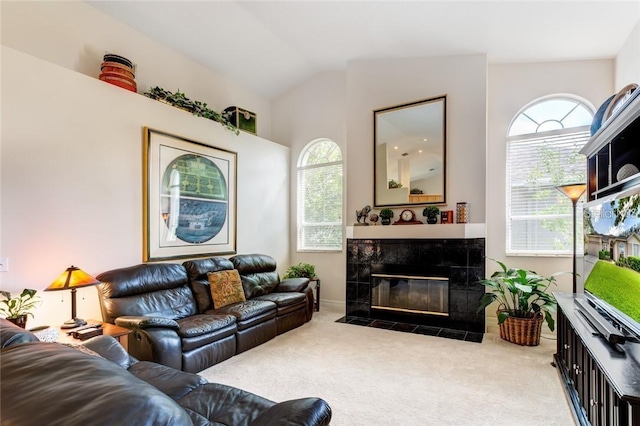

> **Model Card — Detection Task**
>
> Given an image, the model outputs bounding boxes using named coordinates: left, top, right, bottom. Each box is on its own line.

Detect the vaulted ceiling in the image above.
left=87, top=1, right=640, bottom=99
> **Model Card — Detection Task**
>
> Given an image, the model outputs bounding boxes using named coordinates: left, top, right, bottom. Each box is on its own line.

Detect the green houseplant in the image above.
left=144, top=86, right=239, bottom=134
left=283, top=262, right=317, bottom=279
left=477, top=258, right=562, bottom=346
left=379, top=208, right=394, bottom=225
left=388, top=179, right=402, bottom=189
left=0, top=289, right=42, bottom=329
left=422, top=206, right=440, bottom=224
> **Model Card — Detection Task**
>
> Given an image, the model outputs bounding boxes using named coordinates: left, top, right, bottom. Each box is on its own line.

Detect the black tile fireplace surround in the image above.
left=346, top=238, right=486, bottom=333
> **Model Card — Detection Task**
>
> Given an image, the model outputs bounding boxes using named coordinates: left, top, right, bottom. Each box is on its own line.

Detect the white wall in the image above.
left=615, top=19, right=640, bottom=91
left=346, top=55, right=488, bottom=223
left=486, top=59, right=614, bottom=296
left=272, top=71, right=347, bottom=303
left=0, top=1, right=273, bottom=139
left=1, top=47, right=289, bottom=328
left=273, top=54, right=487, bottom=304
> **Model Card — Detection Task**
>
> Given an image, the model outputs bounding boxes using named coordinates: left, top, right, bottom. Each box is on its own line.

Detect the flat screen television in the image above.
left=583, top=186, right=640, bottom=342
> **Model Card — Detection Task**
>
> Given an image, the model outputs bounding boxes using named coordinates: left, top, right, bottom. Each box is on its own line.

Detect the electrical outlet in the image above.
left=0, top=258, right=8, bottom=272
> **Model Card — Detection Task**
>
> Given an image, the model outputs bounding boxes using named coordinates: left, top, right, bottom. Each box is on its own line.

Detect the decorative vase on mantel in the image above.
left=423, top=206, right=440, bottom=225
left=379, top=209, right=394, bottom=225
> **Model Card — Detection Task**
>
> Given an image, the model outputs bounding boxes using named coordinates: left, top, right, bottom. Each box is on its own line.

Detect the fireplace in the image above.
left=371, top=274, right=449, bottom=316
left=346, top=236, right=485, bottom=333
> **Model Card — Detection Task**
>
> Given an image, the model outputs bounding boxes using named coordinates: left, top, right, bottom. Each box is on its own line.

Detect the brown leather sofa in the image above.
left=0, top=319, right=332, bottom=426
left=96, top=254, right=312, bottom=373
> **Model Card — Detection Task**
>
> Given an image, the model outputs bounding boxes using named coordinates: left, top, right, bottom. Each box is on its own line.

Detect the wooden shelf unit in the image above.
left=581, top=90, right=640, bottom=202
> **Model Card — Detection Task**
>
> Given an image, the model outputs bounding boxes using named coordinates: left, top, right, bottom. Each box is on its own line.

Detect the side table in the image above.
left=309, top=278, right=320, bottom=312
left=56, top=320, right=132, bottom=351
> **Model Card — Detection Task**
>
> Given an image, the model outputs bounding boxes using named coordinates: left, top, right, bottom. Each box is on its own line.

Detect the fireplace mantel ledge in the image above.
left=346, top=223, right=485, bottom=239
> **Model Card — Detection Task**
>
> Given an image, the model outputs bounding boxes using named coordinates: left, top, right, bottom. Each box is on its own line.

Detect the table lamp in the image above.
left=45, top=265, right=101, bottom=329
left=556, top=183, right=587, bottom=293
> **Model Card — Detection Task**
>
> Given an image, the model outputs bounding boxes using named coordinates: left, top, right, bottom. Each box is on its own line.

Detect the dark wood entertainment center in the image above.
left=555, top=88, right=640, bottom=426
left=555, top=293, right=640, bottom=426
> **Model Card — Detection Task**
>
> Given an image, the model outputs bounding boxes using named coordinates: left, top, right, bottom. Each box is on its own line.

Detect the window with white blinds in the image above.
left=297, top=139, right=343, bottom=251
left=506, top=97, right=593, bottom=255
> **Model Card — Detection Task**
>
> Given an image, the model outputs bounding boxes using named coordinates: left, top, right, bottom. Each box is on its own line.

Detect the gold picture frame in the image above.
left=143, top=127, right=237, bottom=261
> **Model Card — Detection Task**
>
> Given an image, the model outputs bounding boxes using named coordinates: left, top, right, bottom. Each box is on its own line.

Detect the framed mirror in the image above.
left=374, top=95, right=446, bottom=208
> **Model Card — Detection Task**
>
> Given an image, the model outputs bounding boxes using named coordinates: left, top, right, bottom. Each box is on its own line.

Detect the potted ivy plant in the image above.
left=0, top=289, right=42, bottom=329
left=283, top=262, right=317, bottom=280
left=379, top=209, right=394, bottom=225
left=422, top=206, right=440, bottom=224
left=476, top=258, right=563, bottom=346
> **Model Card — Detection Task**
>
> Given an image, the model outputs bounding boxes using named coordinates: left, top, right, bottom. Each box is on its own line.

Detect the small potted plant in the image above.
left=388, top=180, right=402, bottom=189
left=379, top=209, right=394, bottom=225
left=422, top=206, right=440, bottom=224
left=0, top=289, right=42, bottom=329
left=476, top=258, right=563, bottom=346
left=283, top=262, right=317, bottom=279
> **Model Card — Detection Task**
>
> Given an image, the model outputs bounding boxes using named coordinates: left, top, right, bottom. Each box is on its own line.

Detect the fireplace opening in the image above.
left=371, top=274, right=449, bottom=316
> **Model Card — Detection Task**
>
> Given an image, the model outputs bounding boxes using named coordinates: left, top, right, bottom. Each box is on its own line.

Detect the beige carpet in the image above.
left=200, top=304, right=574, bottom=426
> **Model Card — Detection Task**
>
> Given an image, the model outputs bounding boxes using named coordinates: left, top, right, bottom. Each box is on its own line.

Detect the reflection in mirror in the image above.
left=374, top=96, right=446, bottom=207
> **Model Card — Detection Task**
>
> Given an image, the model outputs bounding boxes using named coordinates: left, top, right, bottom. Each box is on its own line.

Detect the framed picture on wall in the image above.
left=143, top=127, right=237, bottom=261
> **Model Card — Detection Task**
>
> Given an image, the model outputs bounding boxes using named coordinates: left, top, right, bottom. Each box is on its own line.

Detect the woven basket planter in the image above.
left=497, top=310, right=543, bottom=346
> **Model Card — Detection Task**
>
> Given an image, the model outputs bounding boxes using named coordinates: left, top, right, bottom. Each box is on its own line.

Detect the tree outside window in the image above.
left=506, top=96, right=594, bottom=255
left=297, top=139, right=343, bottom=251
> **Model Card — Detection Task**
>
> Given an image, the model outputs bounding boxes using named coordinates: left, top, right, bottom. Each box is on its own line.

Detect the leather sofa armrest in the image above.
left=0, top=318, right=39, bottom=348
left=82, top=335, right=137, bottom=369
left=115, top=316, right=179, bottom=330
left=277, top=277, right=310, bottom=292
left=249, top=398, right=332, bottom=426
left=128, top=361, right=207, bottom=400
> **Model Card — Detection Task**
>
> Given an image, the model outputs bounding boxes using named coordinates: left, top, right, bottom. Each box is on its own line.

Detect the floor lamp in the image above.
left=556, top=183, right=587, bottom=293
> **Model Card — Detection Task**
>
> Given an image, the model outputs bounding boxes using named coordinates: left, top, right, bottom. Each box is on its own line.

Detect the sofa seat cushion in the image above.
left=254, top=292, right=307, bottom=316
left=209, top=300, right=276, bottom=331
left=177, top=314, right=237, bottom=352
left=179, top=382, right=274, bottom=426
left=176, top=314, right=236, bottom=338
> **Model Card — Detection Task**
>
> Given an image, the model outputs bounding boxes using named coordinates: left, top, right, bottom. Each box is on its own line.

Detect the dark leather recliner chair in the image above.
left=183, top=256, right=279, bottom=354
left=0, top=319, right=333, bottom=426
left=230, top=254, right=314, bottom=329
left=96, top=263, right=238, bottom=373
left=96, top=254, right=314, bottom=372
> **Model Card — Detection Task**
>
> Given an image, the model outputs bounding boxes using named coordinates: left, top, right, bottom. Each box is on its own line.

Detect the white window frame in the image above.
left=506, top=95, right=594, bottom=256
left=296, top=139, right=343, bottom=252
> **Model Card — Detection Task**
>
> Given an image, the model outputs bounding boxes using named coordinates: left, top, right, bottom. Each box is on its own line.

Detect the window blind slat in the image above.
left=297, top=140, right=343, bottom=251
left=506, top=129, right=589, bottom=255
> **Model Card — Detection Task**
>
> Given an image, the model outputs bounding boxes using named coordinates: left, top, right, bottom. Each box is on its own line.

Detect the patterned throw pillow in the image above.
left=207, top=269, right=246, bottom=309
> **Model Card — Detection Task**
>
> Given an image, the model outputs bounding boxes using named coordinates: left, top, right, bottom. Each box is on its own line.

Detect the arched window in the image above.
left=297, top=139, right=343, bottom=251
left=506, top=96, right=594, bottom=255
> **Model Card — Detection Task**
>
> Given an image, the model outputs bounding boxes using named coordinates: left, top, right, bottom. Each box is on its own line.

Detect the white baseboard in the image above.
left=318, top=299, right=345, bottom=312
